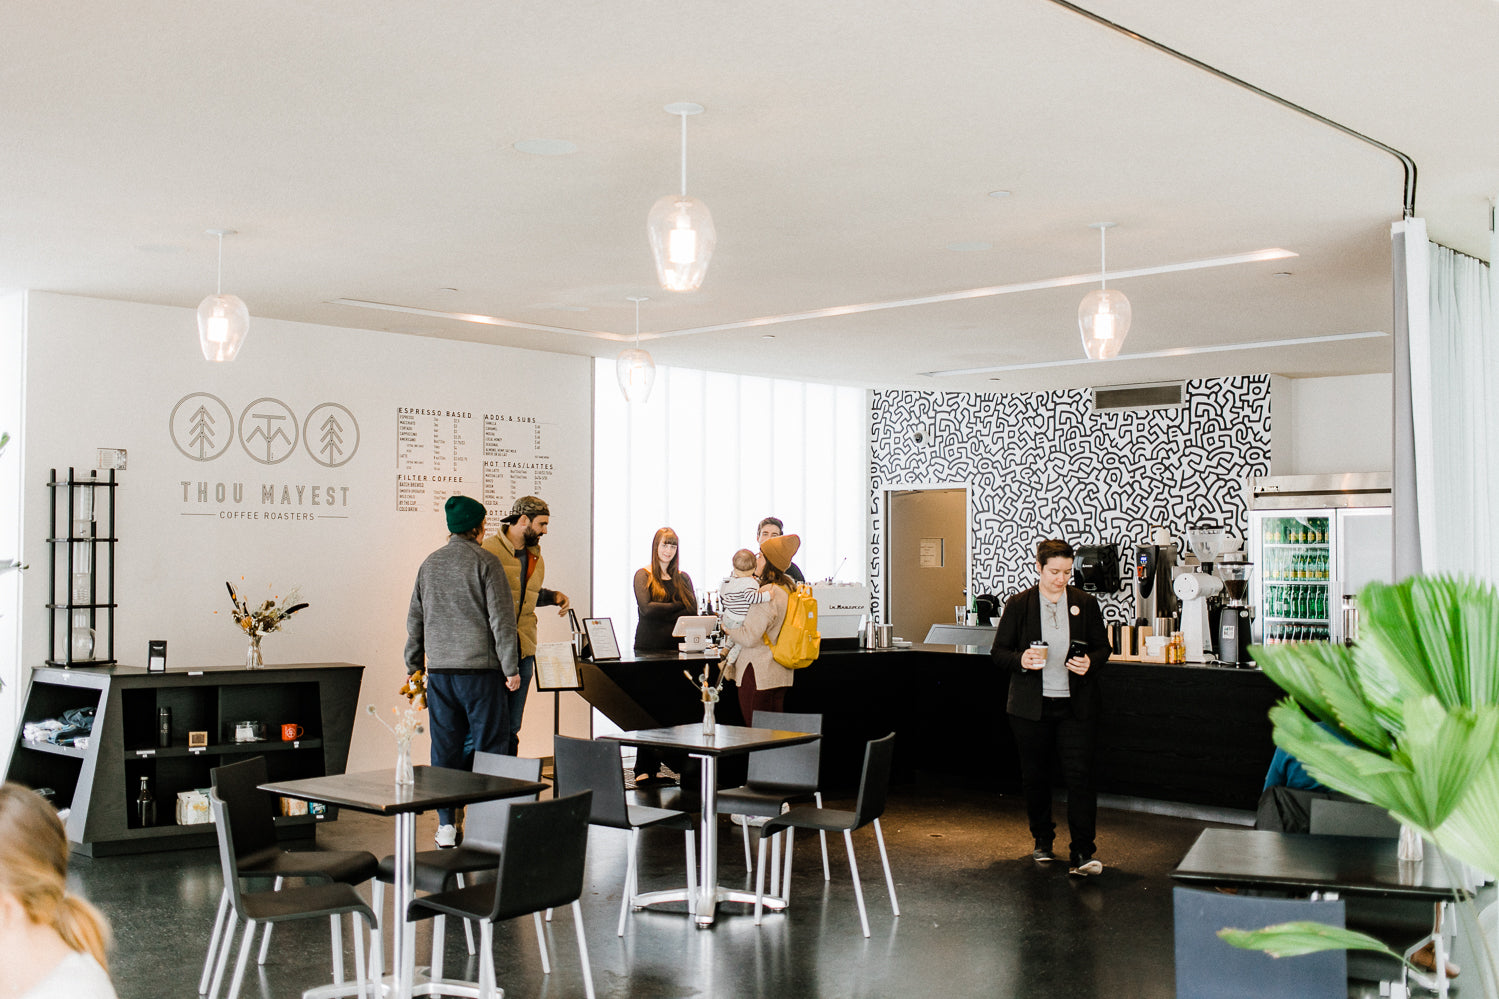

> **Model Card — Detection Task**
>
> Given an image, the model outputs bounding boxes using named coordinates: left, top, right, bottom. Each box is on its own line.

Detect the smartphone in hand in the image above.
left=1066, top=640, right=1090, bottom=661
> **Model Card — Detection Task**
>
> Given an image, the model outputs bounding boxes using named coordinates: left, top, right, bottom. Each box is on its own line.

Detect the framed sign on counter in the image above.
left=534, top=642, right=583, bottom=692
left=583, top=617, right=621, bottom=660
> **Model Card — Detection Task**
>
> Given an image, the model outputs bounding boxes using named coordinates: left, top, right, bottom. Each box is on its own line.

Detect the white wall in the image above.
left=1275, top=373, right=1393, bottom=475
left=10, top=292, right=593, bottom=768
left=0, top=292, right=24, bottom=736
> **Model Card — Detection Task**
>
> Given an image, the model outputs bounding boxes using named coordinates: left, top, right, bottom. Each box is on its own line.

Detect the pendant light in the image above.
left=617, top=296, right=656, bottom=403
left=197, top=228, right=250, bottom=362
left=1078, top=222, right=1131, bottom=360
left=647, top=103, right=716, bottom=292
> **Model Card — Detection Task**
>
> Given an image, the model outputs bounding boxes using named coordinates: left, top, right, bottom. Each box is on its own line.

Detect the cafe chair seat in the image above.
left=199, top=756, right=378, bottom=998
left=1174, top=886, right=1346, bottom=998
left=754, top=732, right=899, bottom=938
left=715, top=709, right=830, bottom=892
left=407, top=792, right=597, bottom=999
left=368, top=753, right=544, bottom=973
left=553, top=735, right=699, bottom=936
left=207, top=791, right=378, bottom=999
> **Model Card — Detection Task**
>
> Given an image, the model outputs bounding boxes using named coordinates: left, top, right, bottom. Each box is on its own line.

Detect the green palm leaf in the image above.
left=1218, top=921, right=1404, bottom=962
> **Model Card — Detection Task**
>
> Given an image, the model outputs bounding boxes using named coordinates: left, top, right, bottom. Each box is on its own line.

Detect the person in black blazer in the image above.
left=991, top=538, right=1110, bottom=875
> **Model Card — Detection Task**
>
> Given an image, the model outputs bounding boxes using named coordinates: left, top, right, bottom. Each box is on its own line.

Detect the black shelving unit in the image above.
left=4, top=663, right=364, bottom=855
left=45, top=467, right=118, bottom=666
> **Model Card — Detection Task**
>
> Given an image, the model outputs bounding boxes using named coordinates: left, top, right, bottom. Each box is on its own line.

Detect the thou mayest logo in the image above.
left=169, top=394, right=361, bottom=466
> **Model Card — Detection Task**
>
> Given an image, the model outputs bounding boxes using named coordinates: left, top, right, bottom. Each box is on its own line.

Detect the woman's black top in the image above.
left=633, top=567, right=697, bottom=650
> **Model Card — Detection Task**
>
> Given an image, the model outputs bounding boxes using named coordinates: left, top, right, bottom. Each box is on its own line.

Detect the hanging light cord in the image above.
left=635, top=298, right=642, bottom=345
left=679, top=112, right=689, bottom=197
left=215, top=232, right=225, bottom=296
left=1042, top=0, right=1417, bottom=217
left=1099, top=227, right=1108, bottom=290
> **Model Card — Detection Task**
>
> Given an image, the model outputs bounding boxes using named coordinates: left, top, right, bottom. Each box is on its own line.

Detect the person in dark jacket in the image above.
left=990, top=538, right=1110, bottom=876
left=405, top=495, right=519, bottom=846
left=629, top=526, right=697, bottom=785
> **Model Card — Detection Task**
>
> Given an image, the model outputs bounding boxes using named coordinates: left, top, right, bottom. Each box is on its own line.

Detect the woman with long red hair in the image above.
left=630, top=527, right=697, bottom=784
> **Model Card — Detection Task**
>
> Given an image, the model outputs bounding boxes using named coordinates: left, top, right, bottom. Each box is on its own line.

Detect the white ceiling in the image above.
left=3, top=1, right=1497, bottom=394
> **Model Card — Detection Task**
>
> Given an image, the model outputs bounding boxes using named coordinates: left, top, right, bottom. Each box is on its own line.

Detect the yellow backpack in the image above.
left=769, top=583, right=821, bottom=669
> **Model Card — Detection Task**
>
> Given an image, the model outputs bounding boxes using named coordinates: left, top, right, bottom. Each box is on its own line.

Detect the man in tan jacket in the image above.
left=482, top=496, right=570, bottom=754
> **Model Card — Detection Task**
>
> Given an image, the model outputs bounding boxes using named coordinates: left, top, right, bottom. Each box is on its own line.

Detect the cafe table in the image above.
left=602, top=723, right=821, bottom=928
left=261, top=765, right=548, bottom=999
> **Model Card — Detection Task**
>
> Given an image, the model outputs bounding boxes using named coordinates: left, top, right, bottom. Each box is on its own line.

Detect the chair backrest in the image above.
left=1173, top=886, right=1347, bottom=999
left=745, top=710, right=823, bottom=790
left=207, top=790, right=253, bottom=918
left=851, top=732, right=896, bottom=829
left=487, top=791, right=593, bottom=921
left=209, top=756, right=278, bottom=860
left=462, top=752, right=544, bottom=853
left=1309, top=798, right=1400, bottom=839
left=552, top=736, right=630, bottom=829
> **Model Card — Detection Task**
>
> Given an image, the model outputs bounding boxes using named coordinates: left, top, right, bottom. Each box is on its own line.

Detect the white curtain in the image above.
left=592, top=359, right=869, bottom=645
left=1421, top=235, right=1499, bottom=579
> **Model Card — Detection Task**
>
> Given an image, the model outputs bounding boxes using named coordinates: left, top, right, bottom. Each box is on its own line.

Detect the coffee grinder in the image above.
left=1174, top=528, right=1239, bottom=662
left=1216, top=557, right=1255, bottom=665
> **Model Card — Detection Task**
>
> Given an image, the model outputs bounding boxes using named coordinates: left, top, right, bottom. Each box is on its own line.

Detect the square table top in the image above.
left=601, top=724, right=820, bottom=758
left=1173, top=828, right=1466, bottom=900
left=261, top=766, right=547, bottom=816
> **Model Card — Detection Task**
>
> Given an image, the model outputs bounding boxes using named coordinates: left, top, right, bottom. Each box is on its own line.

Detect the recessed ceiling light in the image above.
left=513, top=139, right=578, bottom=156
left=761, top=334, right=776, bottom=340
left=987, top=190, right=1012, bottom=199
left=439, top=287, right=459, bottom=293
left=946, top=241, right=993, bottom=252
left=1272, top=271, right=1294, bottom=278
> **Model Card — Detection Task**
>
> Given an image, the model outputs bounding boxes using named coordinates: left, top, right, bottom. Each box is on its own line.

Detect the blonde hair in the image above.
left=731, top=549, right=756, bottom=572
left=0, top=783, right=112, bottom=970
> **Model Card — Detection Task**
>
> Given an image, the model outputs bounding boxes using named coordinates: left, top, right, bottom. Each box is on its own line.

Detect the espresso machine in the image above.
left=1132, top=527, right=1179, bottom=634
left=1216, top=556, right=1255, bottom=665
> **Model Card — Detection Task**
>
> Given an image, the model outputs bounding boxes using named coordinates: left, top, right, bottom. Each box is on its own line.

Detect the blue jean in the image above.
left=426, top=671, right=510, bottom=825
left=504, top=656, right=534, bottom=756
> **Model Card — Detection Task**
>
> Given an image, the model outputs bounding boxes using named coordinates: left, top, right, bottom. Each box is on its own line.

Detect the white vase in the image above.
left=395, top=740, right=415, bottom=786
left=701, top=698, right=716, bottom=737
left=1398, top=823, right=1424, bottom=862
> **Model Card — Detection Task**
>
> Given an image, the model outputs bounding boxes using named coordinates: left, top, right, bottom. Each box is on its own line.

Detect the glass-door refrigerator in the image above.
left=1247, top=474, right=1393, bottom=646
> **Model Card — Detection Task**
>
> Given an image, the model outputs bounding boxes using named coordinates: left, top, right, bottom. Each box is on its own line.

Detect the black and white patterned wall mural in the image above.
left=869, top=375, right=1271, bottom=623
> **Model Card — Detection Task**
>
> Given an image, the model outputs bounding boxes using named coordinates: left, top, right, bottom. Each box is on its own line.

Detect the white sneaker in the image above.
left=435, top=824, right=458, bottom=848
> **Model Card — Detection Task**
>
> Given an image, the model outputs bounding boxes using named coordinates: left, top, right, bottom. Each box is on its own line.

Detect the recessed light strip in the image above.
left=923, top=330, right=1386, bottom=377
left=645, top=248, right=1298, bottom=339
left=329, top=299, right=629, bottom=342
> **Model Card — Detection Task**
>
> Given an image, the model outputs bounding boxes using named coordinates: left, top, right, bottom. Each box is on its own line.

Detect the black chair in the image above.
left=553, top=735, right=699, bottom=936
left=1173, top=886, right=1346, bottom=998
left=715, top=709, right=829, bottom=889
left=207, top=790, right=378, bottom=999
left=407, top=791, right=597, bottom=999
left=368, top=753, right=545, bottom=974
left=753, top=732, right=899, bottom=938
left=200, top=756, right=378, bottom=998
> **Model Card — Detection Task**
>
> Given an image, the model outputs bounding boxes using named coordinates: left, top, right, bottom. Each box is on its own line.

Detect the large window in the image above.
left=592, top=359, right=868, bottom=648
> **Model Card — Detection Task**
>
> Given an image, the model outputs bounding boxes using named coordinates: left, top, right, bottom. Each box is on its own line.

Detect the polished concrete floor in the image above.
left=67, top=782, right=1479, bottom=998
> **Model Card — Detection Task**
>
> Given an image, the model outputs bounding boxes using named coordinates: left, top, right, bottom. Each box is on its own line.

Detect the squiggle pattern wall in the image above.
left=868, top=375, right=1271, bottom=622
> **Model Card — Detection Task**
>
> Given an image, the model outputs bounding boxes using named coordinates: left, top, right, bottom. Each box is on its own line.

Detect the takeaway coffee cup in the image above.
left=281, top=723, right=304, bottom=742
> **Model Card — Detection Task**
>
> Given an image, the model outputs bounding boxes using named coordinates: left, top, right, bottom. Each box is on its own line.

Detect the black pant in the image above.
left=1008, top=697, right=1097, bottom=861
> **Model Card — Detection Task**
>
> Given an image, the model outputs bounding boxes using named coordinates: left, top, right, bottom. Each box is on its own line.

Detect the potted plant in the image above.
left=1222, top=575, right=1499, bottom=995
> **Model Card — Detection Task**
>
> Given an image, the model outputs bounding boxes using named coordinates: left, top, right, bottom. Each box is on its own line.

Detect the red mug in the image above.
left=281, top=723, right=304, bottom=742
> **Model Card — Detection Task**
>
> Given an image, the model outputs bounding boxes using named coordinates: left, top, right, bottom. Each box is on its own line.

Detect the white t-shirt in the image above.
left=20, top=950, right=118, bottom=999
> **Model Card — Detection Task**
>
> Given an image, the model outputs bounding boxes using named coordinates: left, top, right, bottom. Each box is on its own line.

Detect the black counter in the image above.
left=579, top=646, right=1280, bottom=811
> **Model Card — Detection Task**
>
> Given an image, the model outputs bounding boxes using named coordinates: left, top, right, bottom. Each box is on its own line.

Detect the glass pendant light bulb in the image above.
left=197, top=229, right=249, bottom=362
left=617, top=296, right=656, bottom=403
left=648, top=104, right=715, bottom=292
left=1078, top=223, right=1130, bottom=361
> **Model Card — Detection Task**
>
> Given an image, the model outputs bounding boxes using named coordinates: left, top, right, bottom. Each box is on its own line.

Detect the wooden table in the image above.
left=262, top=765, right=547, bottom=999
left=602, top=724, right=820, bottom=927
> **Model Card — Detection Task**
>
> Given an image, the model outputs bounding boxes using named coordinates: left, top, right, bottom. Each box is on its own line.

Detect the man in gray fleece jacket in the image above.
left=404, top=494, right=519, bottom=846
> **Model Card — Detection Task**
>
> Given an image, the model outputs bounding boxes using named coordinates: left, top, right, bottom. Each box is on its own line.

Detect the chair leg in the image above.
left=684, top=827, right=699, bottom=917
left=532, top=911, right=551, bottom=974
left=770, top=831, right=781, bottom=897
left=351, top=914, right=368, bottom=999
left=617, top=827, right=640, bottom=936
left=782, top=827, right=796, bottom=904
left=844, top=829, right=870, bottom=938
left=367, top=881, right=384, bottom=983
left=742, top=819, right=752, bottom=873
left=329, top=912, right=345, bottom=983
left=432, top=915, right=446, bottom=981
left=257, top=877, right=283, bottom=964
left=227, top=918, right=258, bottom=999
left=753, top=832, right=771, bottom=925
left=457, top=873, right=477, bottom=954
left=815, top=791, right=831, bottom=881
left=479, top=920, right=496, bottom=999
left=199, top=888, right=231, bottom=994
left=572, top=901, right=596, bottom=999
left=873, top=817, right=900, bottom=916
left=208, top=908, right=237, bottom=999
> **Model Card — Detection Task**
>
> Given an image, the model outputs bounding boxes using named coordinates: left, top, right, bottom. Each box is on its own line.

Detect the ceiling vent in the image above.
left=1091, top=381, right=1184, bottom=412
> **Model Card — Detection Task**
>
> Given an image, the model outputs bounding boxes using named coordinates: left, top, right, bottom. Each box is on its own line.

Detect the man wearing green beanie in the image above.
left=405, top=494, right=520, bottom=847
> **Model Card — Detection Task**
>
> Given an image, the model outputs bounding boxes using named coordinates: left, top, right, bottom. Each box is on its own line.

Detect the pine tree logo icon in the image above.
left=304, top=403, right=360, bottom=468
left=238, top=397, right=299, bottom=465
left=169, top=393, right=233, bottom=461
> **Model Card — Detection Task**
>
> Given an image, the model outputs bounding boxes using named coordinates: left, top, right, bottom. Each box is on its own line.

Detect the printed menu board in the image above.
left=396, top=408, right=555, bottom=514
